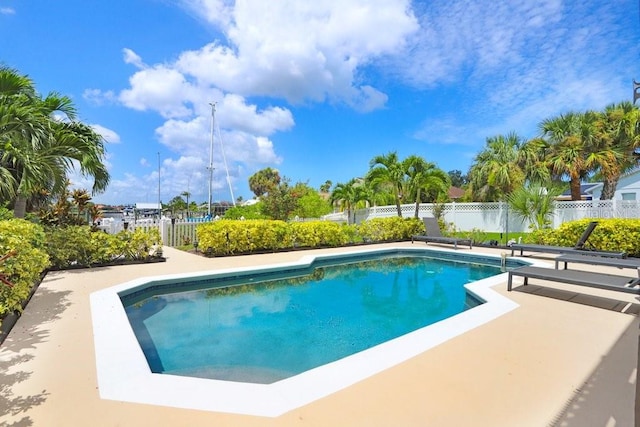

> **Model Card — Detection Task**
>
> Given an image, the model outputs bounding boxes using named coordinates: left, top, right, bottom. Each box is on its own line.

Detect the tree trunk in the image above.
left=13, top=195, right=28, bottom=219
left=600, top=176, right=619, bottom=200
left=414, top=189, right=421, bottom=218
left=570, top=177, right=582, bottom=201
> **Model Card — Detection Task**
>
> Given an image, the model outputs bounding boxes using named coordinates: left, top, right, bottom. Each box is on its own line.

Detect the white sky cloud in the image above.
left=79, top=0, right=638, bottom=204
left=91, top=124, right=120, bottom=144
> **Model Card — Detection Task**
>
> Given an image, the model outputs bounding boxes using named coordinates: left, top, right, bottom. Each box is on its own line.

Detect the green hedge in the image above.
left=45, top=226, right=163, bottom=270
left=0, top=219, right=50, bottom=317
left=357, top=217, right=423, bottom=242
left=528, top=218, right=640, bottom=256
left=0, top=221, right=163, bottom=321
left=196, top=217, right=423, bottom=256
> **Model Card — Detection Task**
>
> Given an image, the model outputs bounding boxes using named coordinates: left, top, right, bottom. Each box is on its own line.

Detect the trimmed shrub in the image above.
left=289, top=221, right=353, bottom=247
left=0, top=219, right=50, bottom=317
left=527, top=218, right=640, bottom=256
left=196, top=217, right=422, bottom=256
left=357, top=217, right=423, bottom=242
left=45, top=226, right=163, bottom=269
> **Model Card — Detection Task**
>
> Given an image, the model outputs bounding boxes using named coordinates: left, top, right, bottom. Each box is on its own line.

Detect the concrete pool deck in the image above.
left=1, top=242, right=638, bottom=426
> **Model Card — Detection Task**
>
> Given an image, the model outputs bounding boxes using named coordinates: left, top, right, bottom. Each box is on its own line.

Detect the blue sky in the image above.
left=1, top=1, right=639, bottom=206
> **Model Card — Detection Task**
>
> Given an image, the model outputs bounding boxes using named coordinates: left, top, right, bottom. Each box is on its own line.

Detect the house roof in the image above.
left=448, top=186, right=465, bottom=199
left=559, top=183, right=601, bottom=197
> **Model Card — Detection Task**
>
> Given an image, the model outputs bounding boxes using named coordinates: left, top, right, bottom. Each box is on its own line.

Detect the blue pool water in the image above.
left=123, top=253, right=502, bottom=384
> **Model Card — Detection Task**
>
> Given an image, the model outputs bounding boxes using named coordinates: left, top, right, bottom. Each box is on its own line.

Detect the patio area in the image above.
left=0, top=242, right=637, bottom=426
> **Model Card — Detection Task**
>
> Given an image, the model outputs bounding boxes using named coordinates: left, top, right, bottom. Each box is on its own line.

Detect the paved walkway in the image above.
left=0, top=243, right=637, bottom=426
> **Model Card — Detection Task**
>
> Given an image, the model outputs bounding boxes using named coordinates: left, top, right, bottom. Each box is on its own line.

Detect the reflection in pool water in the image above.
left=124, top=254, right=496, bottom=384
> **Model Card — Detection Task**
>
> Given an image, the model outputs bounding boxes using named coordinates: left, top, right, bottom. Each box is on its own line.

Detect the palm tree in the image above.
left=181, top=191, right=191, bottom=217
left=596, top=102, right=640, bottom=199
left=329, top=179, right=370, bottom=224
left=468, top=133, right=526, bottom=201
left=507, top=183, right=562, bottom=230
left=367, top=152, right=406, bottom=217
left=518, top=137, right=551, bottom=184
left=0, top=67, right=110, bottom=218
left=541, top=111, right=599, bottom=201
left=403, top=155, right=450, bottom=218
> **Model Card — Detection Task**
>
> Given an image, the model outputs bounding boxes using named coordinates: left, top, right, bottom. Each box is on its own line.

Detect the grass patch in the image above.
left=452, top=230, right=529, bottom=245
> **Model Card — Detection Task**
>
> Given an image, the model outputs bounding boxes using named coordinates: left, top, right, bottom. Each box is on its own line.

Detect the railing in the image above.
left=96, top=199, right=640, bottom=247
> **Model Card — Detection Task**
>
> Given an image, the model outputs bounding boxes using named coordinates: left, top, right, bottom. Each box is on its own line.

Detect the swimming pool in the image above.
left=122, top=253, right=493, bottom=384
left=91, top=246, right=526, bottom=416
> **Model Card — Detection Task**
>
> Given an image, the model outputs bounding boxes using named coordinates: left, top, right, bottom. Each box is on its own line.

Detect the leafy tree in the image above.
left=248, top=167, right=281, bottom=198
left=260, top=178, right=300, bottom=220
left=0, top=67, right=110, bottom=218
left=293, top=185, right=332, bottom=219
left=223, top=203, right=267, bottom=220
left=319, top=180, right=332, bottom=193
left=447, top=170, right=468, bottom=187
left=367, top=152, right=405, bottom=217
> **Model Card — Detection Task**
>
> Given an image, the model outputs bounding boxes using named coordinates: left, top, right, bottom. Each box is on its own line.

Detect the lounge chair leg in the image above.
left=507, top=273, right=513, bottom=291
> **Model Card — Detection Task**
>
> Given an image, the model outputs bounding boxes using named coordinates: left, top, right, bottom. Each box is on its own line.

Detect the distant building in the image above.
left=135, top=202, right=162, bottom=218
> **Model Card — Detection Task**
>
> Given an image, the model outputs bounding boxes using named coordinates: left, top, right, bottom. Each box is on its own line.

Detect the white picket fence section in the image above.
left=329, top=199, right=640, bottom=234
left=97, top=199, right=640, bottom=247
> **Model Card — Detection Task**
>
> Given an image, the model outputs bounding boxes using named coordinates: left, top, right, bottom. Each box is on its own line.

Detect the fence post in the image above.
left=159, top=219, right=169, bottom=246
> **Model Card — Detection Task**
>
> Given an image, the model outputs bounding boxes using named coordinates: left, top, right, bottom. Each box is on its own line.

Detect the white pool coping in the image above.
left=90, top=247, right=539, bottom=417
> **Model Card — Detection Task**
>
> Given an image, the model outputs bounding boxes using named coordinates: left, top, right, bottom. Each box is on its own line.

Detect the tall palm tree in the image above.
left=329, top=179, right=369, bottom=224
left=181, top=191, right=191, bottom=217
left=468, top=132, right=525, bottom=201
left=0, top=67, right=110, bottom=218
left=518, top=137, right=551, bottom=184
left=541, top=111, right=599, bottom=201
left=595, top=102, right=640, bottom=199
left=367, top=152, right=406, bottom=217
left=403, top=155, right=450, bottom=218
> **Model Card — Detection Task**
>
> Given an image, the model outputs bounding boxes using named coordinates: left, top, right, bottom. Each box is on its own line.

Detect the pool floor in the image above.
left=123, top=255, right=493, bottom=383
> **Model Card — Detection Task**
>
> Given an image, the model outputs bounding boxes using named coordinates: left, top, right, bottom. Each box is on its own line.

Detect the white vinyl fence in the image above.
left=330, top=199, right=640, bottom=234
left=97, top=199, right=640, bottom=247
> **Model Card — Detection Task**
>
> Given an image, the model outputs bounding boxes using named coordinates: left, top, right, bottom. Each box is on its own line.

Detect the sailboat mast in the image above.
left=208, top=102, right=216, bottom=217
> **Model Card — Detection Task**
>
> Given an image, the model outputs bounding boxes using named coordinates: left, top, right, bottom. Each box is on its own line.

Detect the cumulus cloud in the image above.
left=97, top=0, right=631, bottom=203
left=91, top=124, right=121, bottom=144
left=83, top=88, right=117, bottom=106
left=122, top=0, right=417, bottom=114
left=119, top=65, right=195, bottom=118
left=1, top=7, right=15, bottom=15
left=122, top=48, right=145, bottom=69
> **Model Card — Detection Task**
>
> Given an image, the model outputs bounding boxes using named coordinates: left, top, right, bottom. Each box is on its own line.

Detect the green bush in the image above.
left=290, top=221, right=353, bottom=247
left=45, top=226, right=163, bottom=269
left=0, top=219, right=50, bottom=317
left=357, top=217, right=423, bottom=242
left=196, top=219, right=290, bottom=255
left=527, top=218, right=640, bottom=256
left=196, top=217, right=422, bottom=256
